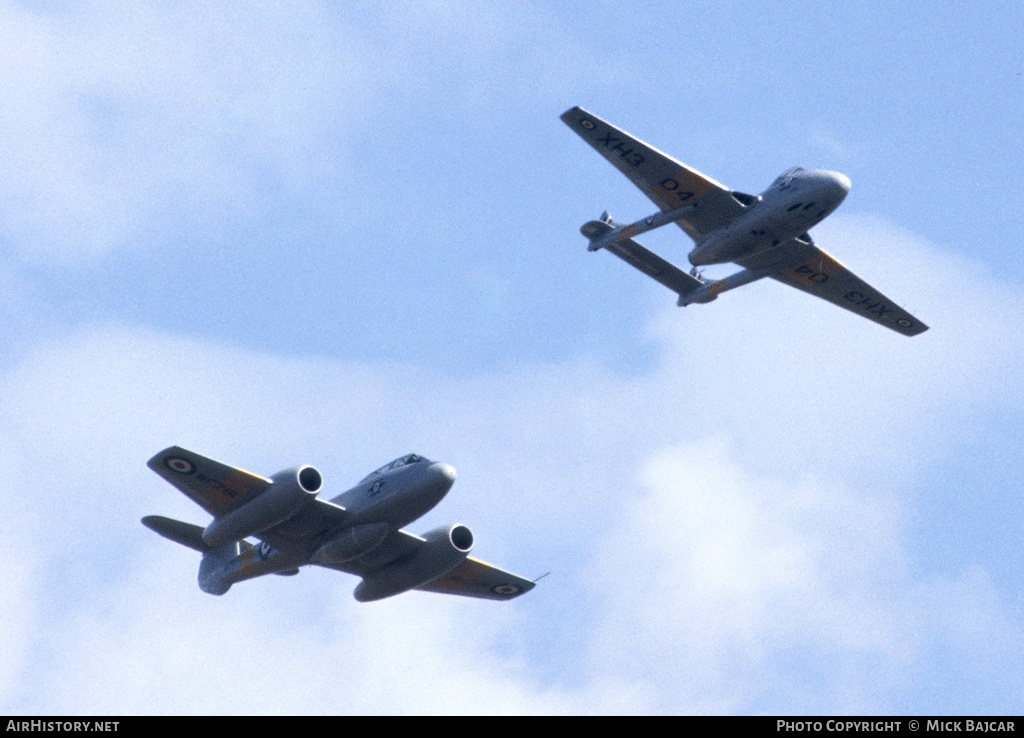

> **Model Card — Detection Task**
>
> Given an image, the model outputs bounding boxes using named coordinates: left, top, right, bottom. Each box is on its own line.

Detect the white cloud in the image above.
left=586, top=439, right=916, bottom=713
left=0, top=2, right=373, bottom=263
left=0, top=1, right=593, bottom=267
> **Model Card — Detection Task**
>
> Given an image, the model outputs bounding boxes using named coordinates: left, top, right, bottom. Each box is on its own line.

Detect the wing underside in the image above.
left=561, top=106, right=748, bottom=240
left=147, top=446, right=271, bottom=516
left=316, top=529, right=534, bottom=600
left=146, top=446, right=349, bottom=554
left=737, top=240, right=929, bottom=336
left=416, top=557, right=536, bottom=600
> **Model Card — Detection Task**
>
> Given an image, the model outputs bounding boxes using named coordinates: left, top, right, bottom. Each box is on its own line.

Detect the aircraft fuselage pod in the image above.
left=334, top=455, right=458, bottom=531
left=143, top=447, right=535, bottom=602
left=688, top=168, right=851, bottom=266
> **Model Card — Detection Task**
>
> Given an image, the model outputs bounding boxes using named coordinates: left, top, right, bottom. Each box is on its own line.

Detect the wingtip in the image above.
left=146, top=445, right=181, bottom=470
left=560, top=105, right=586, bottom=123
left=897, top=319, right=929, bottom=337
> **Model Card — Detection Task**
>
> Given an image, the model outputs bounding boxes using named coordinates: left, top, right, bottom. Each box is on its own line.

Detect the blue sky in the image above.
left=1, top=0, right=1022, bottom=715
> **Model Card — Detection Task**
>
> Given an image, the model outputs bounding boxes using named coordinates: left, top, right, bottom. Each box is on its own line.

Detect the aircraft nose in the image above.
left=829, top=171, right=851, bottom=196
left=428, top=462, right=457, bottom=490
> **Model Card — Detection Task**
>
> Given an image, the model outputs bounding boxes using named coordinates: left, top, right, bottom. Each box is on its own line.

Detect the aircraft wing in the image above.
left=147, top=447, right=348, bottom=551
left=561, top=106, right=748, bottom=241
left=416, top=557, right=536, bottom=600
left=316, top=529, right=535, bottom=600
left=736, top=239, right=929, bottom=336
left=147, top=446, right=271, bottom=516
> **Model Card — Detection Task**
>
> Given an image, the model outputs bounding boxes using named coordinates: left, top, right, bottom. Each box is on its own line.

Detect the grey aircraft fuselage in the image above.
left=334, top=456, right=457, bottom=529
left=689, top=167, right=851, bottom=266
left=205, top=455, right=459, bottom=585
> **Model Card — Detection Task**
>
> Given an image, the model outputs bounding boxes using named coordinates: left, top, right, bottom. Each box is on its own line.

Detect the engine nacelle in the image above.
left=310, top=522, right=391, bottom=564
left=202, top=465, right=322, bottom=546
left=352, top=523, right=473, bottom=602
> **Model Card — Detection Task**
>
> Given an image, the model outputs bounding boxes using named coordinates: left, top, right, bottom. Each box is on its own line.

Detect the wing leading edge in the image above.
left=561, top=106, right=748, bottom=241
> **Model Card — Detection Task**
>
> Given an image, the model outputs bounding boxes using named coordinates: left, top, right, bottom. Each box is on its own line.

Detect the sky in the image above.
left=1, top=0, right=1022, bottom=716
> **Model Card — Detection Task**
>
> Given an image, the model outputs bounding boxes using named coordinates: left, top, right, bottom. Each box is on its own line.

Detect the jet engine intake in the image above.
left=202, top=465, right=322, bottom=546
left=352, top=523, right=473, bottom=602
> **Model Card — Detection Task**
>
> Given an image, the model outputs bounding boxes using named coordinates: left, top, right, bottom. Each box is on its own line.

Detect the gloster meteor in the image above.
left=143, top=446, right=534, bottom=601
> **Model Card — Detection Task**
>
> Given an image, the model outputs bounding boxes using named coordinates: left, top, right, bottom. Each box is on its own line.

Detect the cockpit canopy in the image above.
left=360, top=454, right=426, bottom=483
left=772, top=166, right=805, bottom=187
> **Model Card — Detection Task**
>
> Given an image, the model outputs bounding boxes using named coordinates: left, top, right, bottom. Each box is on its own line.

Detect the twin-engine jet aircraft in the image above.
left=561, top=106, right=927, bottom=336
left=142, top=447, right=535, bottom=602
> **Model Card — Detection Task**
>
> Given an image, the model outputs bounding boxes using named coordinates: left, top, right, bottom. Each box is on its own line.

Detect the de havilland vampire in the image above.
left=561, top=107, right=927, bottom=336
left=143, top=447, right=535, bottom=601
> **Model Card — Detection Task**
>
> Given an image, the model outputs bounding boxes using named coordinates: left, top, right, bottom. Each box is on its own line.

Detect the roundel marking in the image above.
left=581, top=119, right=595, bottom=130
left=165, top=457, right=195, bottom=475
left=257, top=542, right=272, bottom=560
left=492, top=583, right=520, bottom=596
left=897, top=319, right=912, bottom=328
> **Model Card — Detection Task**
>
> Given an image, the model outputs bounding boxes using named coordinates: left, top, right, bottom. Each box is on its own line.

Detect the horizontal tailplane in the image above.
left=676, top=266, right=776, bottom=306
left=142, top=515, right=209, bottom=553
left=580, top=217, right=705, bottom=301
